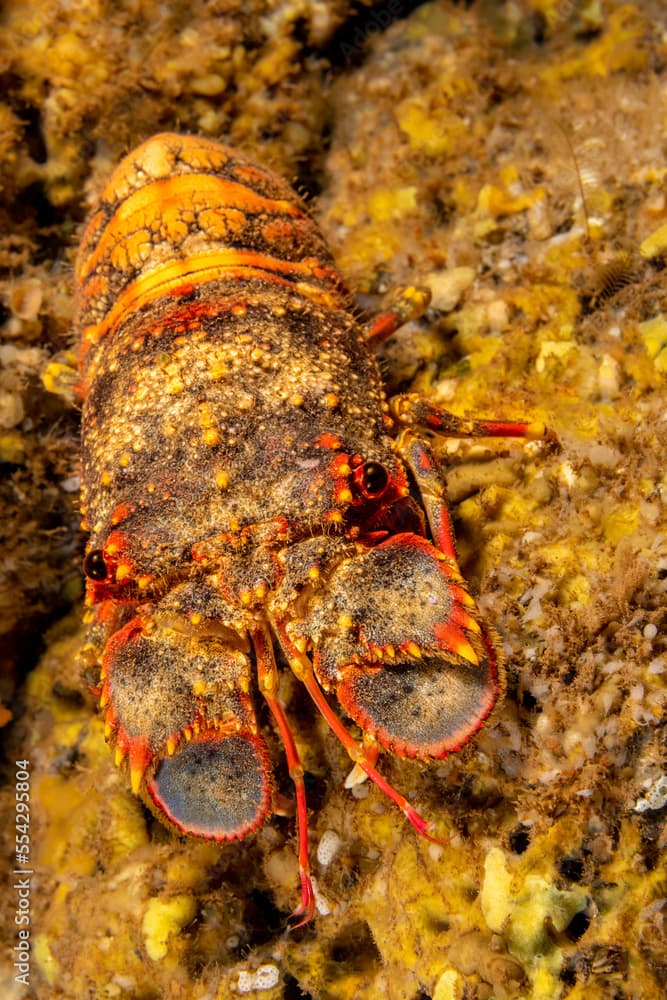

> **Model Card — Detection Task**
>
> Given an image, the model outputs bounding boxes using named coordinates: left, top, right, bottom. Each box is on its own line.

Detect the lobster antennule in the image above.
left=334, top=627, right=502, bottom=760
left=293, top=533, right=504, bottom=760
left=100, top=609, right=273, bottom=841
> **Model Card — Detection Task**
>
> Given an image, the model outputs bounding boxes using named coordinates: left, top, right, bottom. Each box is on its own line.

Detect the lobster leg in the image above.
left=390, top=393, right=551, bottom=443
left=395, top=431, right=460, bottom=562
left=252, top=625, right=315, bottom=926
left=362, top=286, right=431, bottom=349
left=393, top=398, right=552, bottom=560
left=273, top=620, right=446, bottom=845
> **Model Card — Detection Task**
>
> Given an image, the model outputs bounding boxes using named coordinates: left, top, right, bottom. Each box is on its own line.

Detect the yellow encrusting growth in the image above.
left=142, top=895, right=198, bottom=962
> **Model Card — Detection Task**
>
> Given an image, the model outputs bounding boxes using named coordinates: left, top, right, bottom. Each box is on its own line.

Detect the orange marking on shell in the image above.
left=229, top=163, right=279, bottom=188
left=77, top=174, right=307, bottom=284
left=160, top=134, right=234, bottom=172
left=449, top=602, right=482, bottom=634
left=261, top=216, right=304, bottom=248
left=433, top=622, right=479, bottom=666
left=313, top=432, right=345, bottom=450
left=80, top=271, right=109, bottom=304
left=110, top=502, right=136, bottom=526
left=128, top=737, right=153, bottom=795
left=114, top=563, right=133, bottom=583
left=80, top=249, right=345, bottom=355
left=331, top=452, right=353, bottom=475
left=447, top=583, right=476, bottom=609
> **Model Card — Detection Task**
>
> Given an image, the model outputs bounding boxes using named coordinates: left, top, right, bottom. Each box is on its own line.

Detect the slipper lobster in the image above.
left=75, top=133, right=549, bottom=923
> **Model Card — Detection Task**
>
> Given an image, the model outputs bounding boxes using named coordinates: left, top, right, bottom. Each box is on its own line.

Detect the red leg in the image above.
left=252, top=626, right=315, bottom=927
left=273, top=620, right=448, bottom=846
left=392, top=397, right=553, bottom=561
left=396, top=431, right=459, bottom=562
left=344, top=733, right=381, bottom=789
left=390, top=393, right=552, bottom=442
left=363, top=286, right=431, bottom=349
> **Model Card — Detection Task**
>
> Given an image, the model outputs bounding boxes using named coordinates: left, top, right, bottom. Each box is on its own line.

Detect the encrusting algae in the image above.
left=1, top=1, right=666, bottom=999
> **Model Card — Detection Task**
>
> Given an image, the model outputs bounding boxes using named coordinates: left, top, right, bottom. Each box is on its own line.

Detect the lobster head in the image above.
left=94, top=525, right=501, bottom=847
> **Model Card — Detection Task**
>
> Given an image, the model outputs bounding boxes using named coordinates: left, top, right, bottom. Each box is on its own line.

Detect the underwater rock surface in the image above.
left=1, top=1, right=665, bottom=998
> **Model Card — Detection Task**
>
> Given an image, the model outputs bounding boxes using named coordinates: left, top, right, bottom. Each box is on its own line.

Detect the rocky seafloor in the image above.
left=0, top=2, right=665, bottom=998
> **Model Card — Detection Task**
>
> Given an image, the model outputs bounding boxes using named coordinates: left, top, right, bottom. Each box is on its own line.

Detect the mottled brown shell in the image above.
left=76, top=134, right=401, bottom=595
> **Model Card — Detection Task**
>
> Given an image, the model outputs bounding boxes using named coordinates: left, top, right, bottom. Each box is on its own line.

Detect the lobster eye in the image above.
left=355, top=460, right=389, bottom=499
left=83, top=549, right=108, bottom=581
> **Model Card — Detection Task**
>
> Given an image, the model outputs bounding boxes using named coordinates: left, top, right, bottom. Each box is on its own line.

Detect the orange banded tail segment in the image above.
left=76, top=174, right=310, bottom=286
left=78, top=249, right=346, bottom=362
left=74, top=133, right=346, bottom=370
left=99, top=133, right=291, bottom=207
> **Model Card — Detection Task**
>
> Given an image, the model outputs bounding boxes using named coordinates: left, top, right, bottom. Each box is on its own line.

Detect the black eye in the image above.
left=83, top=549, right=108, bottom=581
left=356, top=461, right=389, bottom=499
